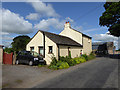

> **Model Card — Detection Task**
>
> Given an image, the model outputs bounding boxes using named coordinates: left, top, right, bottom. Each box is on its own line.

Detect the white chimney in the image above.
left=64, top=21, right=71, bottom=29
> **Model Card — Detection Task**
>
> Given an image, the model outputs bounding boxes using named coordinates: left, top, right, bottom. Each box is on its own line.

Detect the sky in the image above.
left=0, top=1, right=119, bottom=49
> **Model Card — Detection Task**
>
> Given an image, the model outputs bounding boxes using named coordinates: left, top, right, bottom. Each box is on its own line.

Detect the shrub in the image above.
left=68, top=51, right=72, bottom=58
left=59, top=56, right=73, bottom=66
left=48, top=65, right=58, bottom=70
left=38, top=64, right=46, bottom=67
left=59, top=56, right=66, bottom=62
left=49, top=61, right=69, bottom=70
left=71, top=58, right=80, bottom=64
left=88, top=53, right=96, bottom=60
left=79, top=58, right=86, bottom=63
left=4, top=47, right=14, bottom=54
left=50, top=56, right=57, bottom=65
left=56, top=61, right=69, bottom=69
left=68, top=59, right=76, bottom=66
left=82, top=54, right=88, bottom=61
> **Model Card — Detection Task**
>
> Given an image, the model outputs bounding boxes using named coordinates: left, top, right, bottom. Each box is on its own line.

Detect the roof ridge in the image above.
left=39, top=30, right=82, bottom=47
left=39, top=30, right=81, bottom=43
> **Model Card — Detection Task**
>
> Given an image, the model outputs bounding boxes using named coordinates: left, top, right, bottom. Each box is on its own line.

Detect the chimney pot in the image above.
left=64, top=21, right=71, bottom=29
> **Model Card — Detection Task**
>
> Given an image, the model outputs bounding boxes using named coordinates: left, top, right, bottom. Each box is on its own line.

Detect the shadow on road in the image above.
left=96, top=54, right=120, bottom=59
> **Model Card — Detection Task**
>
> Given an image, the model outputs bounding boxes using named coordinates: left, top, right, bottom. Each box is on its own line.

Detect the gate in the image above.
left=3, top=52, right=13, bottom=64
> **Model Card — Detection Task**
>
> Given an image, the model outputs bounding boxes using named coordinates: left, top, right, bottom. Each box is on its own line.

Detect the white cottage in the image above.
left=26, top=22, right=92, bottom=65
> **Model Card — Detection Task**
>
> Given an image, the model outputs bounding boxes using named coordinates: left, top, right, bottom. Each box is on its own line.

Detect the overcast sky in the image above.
left=0, top=1, right=119, bottom=49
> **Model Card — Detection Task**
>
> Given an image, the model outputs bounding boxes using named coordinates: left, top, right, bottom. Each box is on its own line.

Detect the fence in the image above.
left=3, top=52, right=13, bottom=64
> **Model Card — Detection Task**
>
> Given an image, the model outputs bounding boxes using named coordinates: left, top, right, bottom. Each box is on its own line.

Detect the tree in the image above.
left=4, top=47, right=14, bottom=53
left=99, top=2, right=120, bottom=37
left=11, top=35, right=31, bottom=52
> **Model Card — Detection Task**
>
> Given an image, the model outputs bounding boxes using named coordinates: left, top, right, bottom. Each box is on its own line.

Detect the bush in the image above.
left=82, top=54, right=88, bottom=61
left=71, top=58, right=80, bottom=64
left=48, top=65, right=58, bottom=70
left=74, top=57, right=86, bottom=63
left=50, top=56, right=57, bottom=65
left=59, top=56, right=73, bottom=66
left=68, top=51, right=72, bottom=58
left=79, top=58, right=86, bottom=63
left=56, top=61, right=69, bottom=69
left=68, top=59, right=76, bottom=66
left=88, top=53, right=96, bottom=60
left=38, top=64, right=46, bottom=67
left=59, top=56, right=67, bottom=62
left=49, top=61, right=69, bottom=70
left=49, top=53, right=95, bottom=70
left=4, top=47, right=14, bottom=54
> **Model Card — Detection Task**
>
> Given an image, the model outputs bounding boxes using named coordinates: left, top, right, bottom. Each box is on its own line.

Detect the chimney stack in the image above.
left=64, top=21, right=71, bottom=29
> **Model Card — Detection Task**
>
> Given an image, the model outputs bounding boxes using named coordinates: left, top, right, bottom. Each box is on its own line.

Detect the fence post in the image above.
left=13, top=51, right=16, bottom=65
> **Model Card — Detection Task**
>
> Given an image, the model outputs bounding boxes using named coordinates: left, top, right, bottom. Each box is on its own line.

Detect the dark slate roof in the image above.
left=39, top=30, right=83, bottom=47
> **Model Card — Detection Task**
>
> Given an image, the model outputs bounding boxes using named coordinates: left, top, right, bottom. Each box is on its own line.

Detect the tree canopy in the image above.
left=11, top=35, right=31, bottom=52
left=99, top=2, right=120, bottom=37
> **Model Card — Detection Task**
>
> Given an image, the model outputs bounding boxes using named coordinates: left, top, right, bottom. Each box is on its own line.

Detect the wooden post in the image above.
left=13, top=51, right=16, bottom=65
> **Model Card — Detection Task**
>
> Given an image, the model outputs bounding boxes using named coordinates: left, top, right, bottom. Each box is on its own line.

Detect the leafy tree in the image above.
left=99, top=2, right=120, bottom=37
left=11, top=35, right=31, bottom=52
left=4, top=47, right=14, bottom=53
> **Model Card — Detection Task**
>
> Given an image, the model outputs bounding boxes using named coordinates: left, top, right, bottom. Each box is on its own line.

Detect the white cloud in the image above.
left=93, top=32, right=119, bottom=49
left=1, top=8, right=33, bottom=34
left=72, top=26, right=83, bottom=32
left=34, top=18, right=64, bottom=31
left=2, top=36, right=13, bottom=40
left=2, top=41, right=12, bottom=47
left=0, top=32, right=9, bottom=35
left=93, top=34, right=118, bottom=42
left=0, top=34, right=13, bottom=47
left=26, top=13, right=39, bottom=20
left=65, top=17, right=74, bottom=23
left=83, top=27, right=107, bottom=33
left=29, top=1, right=59, bottom=17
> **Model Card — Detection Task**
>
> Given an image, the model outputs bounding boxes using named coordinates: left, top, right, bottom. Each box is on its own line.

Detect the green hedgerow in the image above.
left=56, top=61, right=69, bottom=69
left=50, top=56, right=57, bottom=65
left=59, top=56, right=73, bottom=66
left=48, top=65, right=58, bottom=70
left=71, top=58, right=80, bottom=64
left=82, top=54, right=88, bottom=61
left=49, top=61, right=69, bottom=70
left=88, top=52, right=96, bottom=60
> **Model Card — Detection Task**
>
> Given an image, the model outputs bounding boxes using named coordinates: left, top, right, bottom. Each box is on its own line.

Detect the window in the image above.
left=48, top=46, right=53, bottom=53
left=38, top=46, right=43, bottom=56
left=88, top=39, right=90, bottom=43
left=30, top=47, right=34, bottom=51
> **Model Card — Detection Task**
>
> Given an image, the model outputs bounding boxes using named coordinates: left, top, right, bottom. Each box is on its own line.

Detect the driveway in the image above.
left=2, top=57, right=118, bottom=88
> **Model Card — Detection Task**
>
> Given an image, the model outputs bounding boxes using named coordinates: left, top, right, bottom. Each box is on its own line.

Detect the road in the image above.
left=34, top=57, right=118, bottom=88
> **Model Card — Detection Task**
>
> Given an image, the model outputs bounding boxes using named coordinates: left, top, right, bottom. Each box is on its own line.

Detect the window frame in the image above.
left=48, top=46, right=53, bottom=54
left=38, top=46, right=44, bottom=56
left=30, top=47, right=34, bottom=51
